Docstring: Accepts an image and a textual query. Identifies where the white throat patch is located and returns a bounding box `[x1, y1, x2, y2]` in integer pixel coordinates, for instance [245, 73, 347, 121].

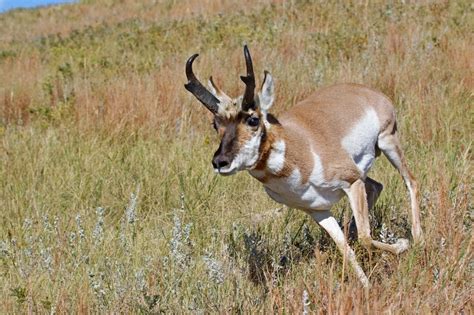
[266, 140, 286, 173]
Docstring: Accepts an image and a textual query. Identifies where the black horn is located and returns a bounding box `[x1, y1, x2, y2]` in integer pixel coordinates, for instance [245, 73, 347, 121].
[184, 54, 220, 114]
[240, 45, 256, 111]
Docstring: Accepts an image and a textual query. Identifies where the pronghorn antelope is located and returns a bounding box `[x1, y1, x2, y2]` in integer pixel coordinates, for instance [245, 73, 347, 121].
[184, 45, 423, 287]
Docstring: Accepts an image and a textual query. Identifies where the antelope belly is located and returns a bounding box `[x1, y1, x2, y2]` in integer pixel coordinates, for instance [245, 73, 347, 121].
[263, 169, 344, 210]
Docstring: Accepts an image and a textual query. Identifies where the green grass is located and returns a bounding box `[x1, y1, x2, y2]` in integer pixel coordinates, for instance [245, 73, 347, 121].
[0, 0, 472, 313]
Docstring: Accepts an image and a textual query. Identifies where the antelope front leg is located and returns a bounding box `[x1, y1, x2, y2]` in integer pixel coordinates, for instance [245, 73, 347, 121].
[310, 210, 369, 288]
[345, 179, 409, 254]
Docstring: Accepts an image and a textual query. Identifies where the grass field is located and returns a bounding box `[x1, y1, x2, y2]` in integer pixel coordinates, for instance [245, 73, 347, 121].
[0, 0, 472, 313]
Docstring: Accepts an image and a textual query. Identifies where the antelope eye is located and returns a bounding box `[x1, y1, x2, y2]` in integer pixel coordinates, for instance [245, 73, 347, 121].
[247, 117, 260, 127]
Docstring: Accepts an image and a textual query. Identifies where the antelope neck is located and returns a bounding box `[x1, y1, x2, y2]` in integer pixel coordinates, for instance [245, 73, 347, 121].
[253, 124, 283, 175]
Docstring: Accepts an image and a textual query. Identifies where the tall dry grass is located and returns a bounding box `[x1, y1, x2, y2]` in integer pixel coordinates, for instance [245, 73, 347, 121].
[0, 0, 472, 313]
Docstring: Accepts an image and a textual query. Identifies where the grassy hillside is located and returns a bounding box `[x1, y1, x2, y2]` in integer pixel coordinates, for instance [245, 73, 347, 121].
[0, 0, 472, 313]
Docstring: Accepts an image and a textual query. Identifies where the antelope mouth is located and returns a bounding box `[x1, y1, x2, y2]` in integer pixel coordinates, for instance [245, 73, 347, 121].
[214, 166, 238, 176]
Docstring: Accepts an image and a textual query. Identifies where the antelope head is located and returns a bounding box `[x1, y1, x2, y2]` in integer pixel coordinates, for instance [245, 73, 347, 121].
[184, 45, 276, 176]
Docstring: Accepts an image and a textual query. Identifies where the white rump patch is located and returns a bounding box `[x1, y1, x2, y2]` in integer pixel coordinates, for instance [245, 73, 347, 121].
[341, 109, 380, 176]
[266, 140, 286, 173]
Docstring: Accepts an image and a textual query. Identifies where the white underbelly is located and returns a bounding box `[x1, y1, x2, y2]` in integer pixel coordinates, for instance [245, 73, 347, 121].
[263, 173, 345, 211]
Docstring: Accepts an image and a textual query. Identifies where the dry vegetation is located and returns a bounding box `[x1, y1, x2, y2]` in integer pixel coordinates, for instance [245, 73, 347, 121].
[0, 0, 472, 313]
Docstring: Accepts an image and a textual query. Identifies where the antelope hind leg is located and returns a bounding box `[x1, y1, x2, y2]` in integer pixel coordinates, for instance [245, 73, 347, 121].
[345, 179, 409, 255]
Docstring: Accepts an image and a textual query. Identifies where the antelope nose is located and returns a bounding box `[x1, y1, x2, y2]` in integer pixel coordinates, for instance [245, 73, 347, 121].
[212, 156, 230, 169]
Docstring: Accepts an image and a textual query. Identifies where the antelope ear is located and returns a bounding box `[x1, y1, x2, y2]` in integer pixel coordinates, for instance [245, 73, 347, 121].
[207, 76, 232, 104]
[207, 76, 219, 96]
[258, 71, 274, 113]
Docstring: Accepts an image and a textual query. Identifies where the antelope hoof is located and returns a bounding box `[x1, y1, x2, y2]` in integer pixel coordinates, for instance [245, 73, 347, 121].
[394, 238, 409, 254]
[412, 229, 425, 246]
